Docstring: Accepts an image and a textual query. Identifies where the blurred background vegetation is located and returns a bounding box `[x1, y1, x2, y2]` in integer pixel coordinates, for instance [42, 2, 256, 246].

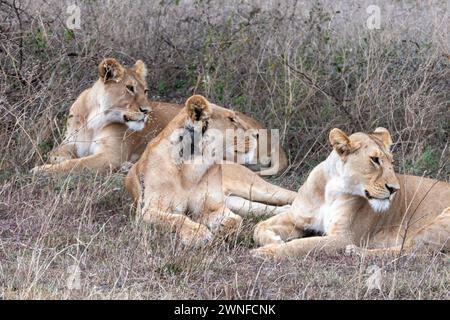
[1, 0, 449, 186]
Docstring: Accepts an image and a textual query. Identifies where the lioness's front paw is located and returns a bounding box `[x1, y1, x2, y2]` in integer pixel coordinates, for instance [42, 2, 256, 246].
[179, 223, 213, 248]
[30, 164, 52, 175]
[219, 214, 243, 235]
[250, 243, 281, 259]
[344, 244, 361, 256]
[49, 155, 69, 164]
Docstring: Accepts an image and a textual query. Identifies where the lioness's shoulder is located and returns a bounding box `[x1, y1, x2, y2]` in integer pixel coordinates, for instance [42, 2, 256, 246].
[69, 88, 92, 114]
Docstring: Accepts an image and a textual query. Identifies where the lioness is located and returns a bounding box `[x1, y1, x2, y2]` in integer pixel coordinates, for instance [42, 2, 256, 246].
[253, 128, 450, 257]
[31, 59, 288, 175]
[125, 95, 274, 245]
[32, 58, 296, 214]
[31, 58, 151, 173]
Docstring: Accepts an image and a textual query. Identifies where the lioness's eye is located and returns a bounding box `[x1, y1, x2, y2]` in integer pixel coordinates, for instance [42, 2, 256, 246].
[370, 156, 380, 165]
[126, 85, 135, 93]
[144, 89, 149, 96]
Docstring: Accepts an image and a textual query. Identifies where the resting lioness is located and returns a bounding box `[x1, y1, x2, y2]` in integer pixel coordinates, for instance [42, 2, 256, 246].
[125, 95, 278, 246]
[253, 128, 450, 257]
[31, 58, 296, 214]
[31, 58, 288, 175]
[31, 58, 151, 173]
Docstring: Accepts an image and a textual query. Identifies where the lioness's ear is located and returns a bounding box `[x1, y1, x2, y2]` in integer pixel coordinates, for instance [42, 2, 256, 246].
[329, 128, 352, 157]
[98, 58, 125, 83]
[186, 95, 211, 122]
[133, 60, 147, 82]
[373, 127, 393, 149]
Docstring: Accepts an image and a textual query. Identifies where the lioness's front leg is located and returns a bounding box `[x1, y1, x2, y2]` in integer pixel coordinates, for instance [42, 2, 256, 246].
[200, 205, 243, 236]
[252, 235, 351, 258]
[253, 211, 307, 246]
[142, 206, 213, 247]
[48, 142, 77, 164]
[31, 152, 121, 174]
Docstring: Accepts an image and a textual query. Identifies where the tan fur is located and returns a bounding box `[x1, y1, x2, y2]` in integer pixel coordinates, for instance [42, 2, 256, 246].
[124, 95, 271, 246]
[32, 59, 288, 175]
[31, 58, 151, 173]
[253, 128, 450, 258]
[32, 59, 296, 214]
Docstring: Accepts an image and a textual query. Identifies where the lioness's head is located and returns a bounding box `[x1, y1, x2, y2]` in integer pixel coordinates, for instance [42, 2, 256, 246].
[198, 104, 272, 168]
[170, 95, 258, 166]
[226, 128, 260, 165]
[329, 127, 400, 213]
[93, 58, 150, 131]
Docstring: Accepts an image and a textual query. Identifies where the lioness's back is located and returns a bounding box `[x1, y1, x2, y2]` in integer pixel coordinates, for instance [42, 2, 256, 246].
[394, 174, 450, 220]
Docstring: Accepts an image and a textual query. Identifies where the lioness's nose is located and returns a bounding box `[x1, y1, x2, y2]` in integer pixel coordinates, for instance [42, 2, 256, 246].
[139, 106, 150, 114]
[385, 184, 399, 195]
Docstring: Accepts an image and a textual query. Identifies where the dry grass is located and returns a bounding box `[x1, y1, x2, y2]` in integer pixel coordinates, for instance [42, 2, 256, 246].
[1, 173, 449, 299]
[0, 0, 449, 299]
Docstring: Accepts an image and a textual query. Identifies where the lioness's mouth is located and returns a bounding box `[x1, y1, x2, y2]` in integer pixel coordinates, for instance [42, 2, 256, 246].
[364, 190, 389, 200]
[123, 115, 144, 122]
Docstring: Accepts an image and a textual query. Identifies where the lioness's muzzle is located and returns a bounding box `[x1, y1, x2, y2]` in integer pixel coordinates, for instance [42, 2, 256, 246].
[123, 113, 146, 122]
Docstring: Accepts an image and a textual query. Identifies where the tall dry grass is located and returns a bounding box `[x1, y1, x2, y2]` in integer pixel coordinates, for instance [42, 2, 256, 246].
[0, 0, 449, 299]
